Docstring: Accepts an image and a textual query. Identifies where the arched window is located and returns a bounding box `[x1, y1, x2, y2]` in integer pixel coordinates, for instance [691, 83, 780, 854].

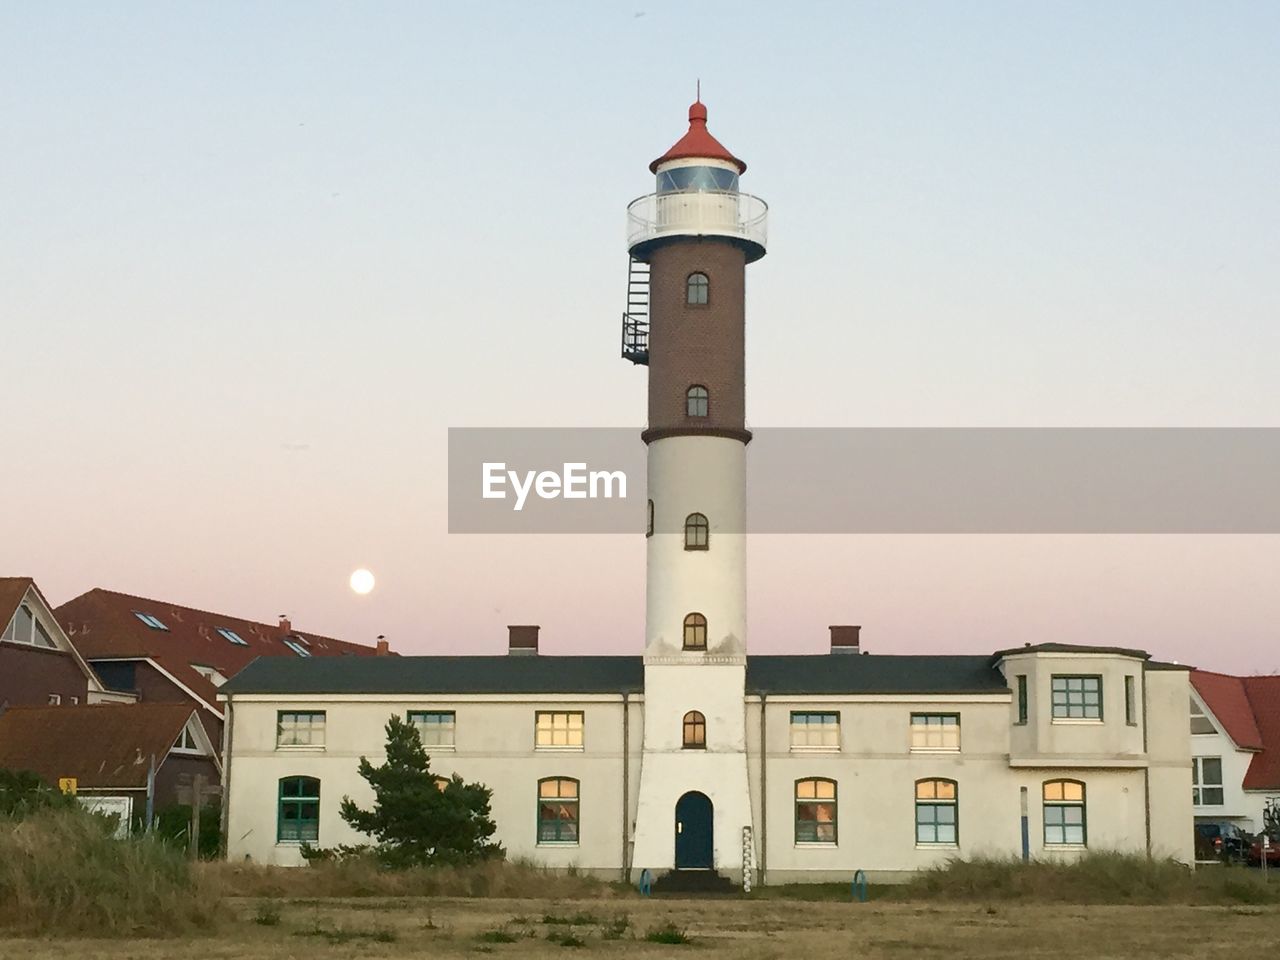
[646, 499, 654, 537]
[537, 777, 580, 844]
[915, 779, 958, 845]
[686, 385, 709, 417]
[686, 272, 709, 305]
[795, 778, 837, 844]
[684, 512, 709, 550]
[1043, 779, 1086, 846]
[683, 613, 707, 651]
[278, 776, 320, 843]
[682, 711, 706, 749]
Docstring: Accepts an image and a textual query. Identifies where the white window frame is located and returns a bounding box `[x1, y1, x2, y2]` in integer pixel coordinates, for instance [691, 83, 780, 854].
[909, 713, 961, 752]
[276, 710, 327, 749]
[408, 710, 457, 750]
[1192, 756, 1224, 806]
[133, 612, 168, 631]
[534, 711, 584, 751]
[789, 712, 841, 752]
[3, 603, 58, 649]
[216, 627, 249, 646]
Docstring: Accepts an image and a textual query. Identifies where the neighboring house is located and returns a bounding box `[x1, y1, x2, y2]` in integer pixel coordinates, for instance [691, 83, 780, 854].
[1189, 670, 1280, 834]
[0, 702, 220, 824]
[0, 577, 131, 709]
[55, 588, 387, 750]
[219, 628, 1194, 880]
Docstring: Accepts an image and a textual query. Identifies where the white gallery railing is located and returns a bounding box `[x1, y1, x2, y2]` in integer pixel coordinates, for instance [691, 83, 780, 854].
[626, 190, 768, 253]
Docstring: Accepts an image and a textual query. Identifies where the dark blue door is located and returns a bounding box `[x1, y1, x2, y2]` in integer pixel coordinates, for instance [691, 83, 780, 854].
[674, 791, 713, 869]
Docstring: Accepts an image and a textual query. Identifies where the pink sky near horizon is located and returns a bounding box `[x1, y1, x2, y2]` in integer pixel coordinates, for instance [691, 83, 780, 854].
[2, 3, 1277, 675]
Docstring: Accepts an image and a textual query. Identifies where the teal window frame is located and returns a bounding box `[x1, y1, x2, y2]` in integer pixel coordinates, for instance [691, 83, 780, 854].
[537, 777, 580, 844]
[277, 776, 320, 843]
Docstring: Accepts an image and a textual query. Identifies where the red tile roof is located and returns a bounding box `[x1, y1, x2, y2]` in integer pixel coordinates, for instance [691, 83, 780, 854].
[0, 578, 35, 625]
[650, 100, 746, 174]
[1241, 676, 1280, 791]
[55, 588, 384, 717]
[1192, 670, 1263, 750]
[0, 702, 196, 789]
[1192, 669, 1280, 790]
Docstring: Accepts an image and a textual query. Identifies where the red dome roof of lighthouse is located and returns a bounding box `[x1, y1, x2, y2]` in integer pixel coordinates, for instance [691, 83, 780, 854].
[649, 99, 747, 174]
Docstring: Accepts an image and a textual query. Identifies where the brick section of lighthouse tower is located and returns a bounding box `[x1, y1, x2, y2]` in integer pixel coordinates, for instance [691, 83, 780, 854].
[642, 241, 749, 444]
[625, 98, 766, 886]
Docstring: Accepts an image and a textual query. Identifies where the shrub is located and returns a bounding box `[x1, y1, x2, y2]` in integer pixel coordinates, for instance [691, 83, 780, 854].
[0, 768, 73, 819]
[0, 805, 221, 936]
[253, 901, 281, 926]
[148, 801, 222, 860]
[645, 921, 692, 944]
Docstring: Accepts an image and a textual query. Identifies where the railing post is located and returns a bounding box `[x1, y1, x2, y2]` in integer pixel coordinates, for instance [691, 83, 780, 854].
[851, 869, 868, 903]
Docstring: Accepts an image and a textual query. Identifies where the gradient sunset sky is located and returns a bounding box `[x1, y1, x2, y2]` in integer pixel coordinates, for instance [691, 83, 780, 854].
[2, 2, 1277, 671]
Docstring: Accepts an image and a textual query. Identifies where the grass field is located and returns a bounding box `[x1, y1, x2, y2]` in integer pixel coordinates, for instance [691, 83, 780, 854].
[3, 895, 1279, 959]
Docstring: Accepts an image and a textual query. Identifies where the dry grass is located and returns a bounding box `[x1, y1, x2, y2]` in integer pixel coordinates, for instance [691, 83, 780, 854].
[0, 807, 222, 936]
[2, 896, 1280, 958]
[896, 852, 1280, 905]
[203, 856, 624, 900]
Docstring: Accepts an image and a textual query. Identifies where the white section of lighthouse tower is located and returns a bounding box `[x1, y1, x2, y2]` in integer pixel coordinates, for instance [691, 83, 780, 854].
[623, 100, 767, 883]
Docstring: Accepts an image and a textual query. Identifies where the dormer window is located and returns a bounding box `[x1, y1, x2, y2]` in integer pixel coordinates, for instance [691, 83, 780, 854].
[686, 272, 709, 305]
[217, 627, 248, 646]
[3, 604, 58, 649]
[134, 612, 168, 631]
[172, 724, 202, 754]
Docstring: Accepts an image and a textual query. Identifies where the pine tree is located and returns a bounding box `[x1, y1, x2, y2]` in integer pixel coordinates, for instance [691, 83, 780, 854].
[339, 715, 503, 866]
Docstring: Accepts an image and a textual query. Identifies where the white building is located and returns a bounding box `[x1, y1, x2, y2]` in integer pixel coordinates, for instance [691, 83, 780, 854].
[219, 99, 1194, 881]
[1189, 670, 1280, 835]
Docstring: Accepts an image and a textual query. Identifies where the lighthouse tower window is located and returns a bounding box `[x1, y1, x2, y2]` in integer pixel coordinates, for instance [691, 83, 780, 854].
[686, 272, 709, 305]
[682, 711, 706, 749]
[684, 513, 709, 550]
[646, 499, 654, 537]
[683, 613, 707, 651]
[686, 385, 709, 417]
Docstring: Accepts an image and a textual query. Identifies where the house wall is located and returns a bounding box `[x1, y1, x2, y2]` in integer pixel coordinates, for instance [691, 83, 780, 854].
[1189, 687, 1266, 833]
[0, 644, 90, 707]
[224, 663, 1195, 878]
[155, 753, 223, 809]
[225, 695, 636, 869]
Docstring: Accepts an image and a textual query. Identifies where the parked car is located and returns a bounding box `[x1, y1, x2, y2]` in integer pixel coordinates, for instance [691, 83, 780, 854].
[1195, 822, 1251, 863]
[1248, 833, 1280, 867]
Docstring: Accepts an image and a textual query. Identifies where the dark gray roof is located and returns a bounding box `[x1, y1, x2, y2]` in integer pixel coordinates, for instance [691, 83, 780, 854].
[221, 653, 1008, 697]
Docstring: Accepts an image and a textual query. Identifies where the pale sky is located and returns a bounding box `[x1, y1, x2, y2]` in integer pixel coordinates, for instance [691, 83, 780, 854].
[2, 2, 1277, 671]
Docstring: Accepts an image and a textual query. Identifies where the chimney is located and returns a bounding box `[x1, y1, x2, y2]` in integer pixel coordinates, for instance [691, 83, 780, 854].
[508, 625, 540, 656]
[278, 615, 291, 633]
[830, 625, 861, 655]
[375, 635, 390, 657]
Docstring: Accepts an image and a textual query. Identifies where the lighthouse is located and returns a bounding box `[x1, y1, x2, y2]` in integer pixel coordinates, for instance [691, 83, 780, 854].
[624, 98, 767, 883]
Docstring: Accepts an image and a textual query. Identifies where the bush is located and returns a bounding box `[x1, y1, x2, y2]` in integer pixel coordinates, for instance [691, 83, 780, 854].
[148, 801, 222, 860]
[645, 921, 692, 944]
[0, 805, 221, 936]
[0, 768, 73, 819]
[898, 851, 1280, 905]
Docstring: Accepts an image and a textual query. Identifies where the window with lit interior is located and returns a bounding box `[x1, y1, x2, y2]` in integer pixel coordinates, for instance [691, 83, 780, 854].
[795, 778, 837, 844]
[910, 714, 960, 751]
[790, 712, 840, 750]
[537, 778, 579, 844]
[1043, 780, 1086, 845]
[682, 711, 706, 749]
[916, 779, 958, 845]
[535, 711, 584, 749]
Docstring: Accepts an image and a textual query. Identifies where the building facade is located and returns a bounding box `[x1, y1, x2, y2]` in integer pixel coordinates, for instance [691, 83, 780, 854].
[1188, 670, 1280, 835]
[219, 100, 1194, 880]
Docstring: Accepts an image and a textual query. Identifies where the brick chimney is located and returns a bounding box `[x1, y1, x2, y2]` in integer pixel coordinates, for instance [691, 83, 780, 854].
[278, 615, 291, 633]
[508, 625, 540, 656]
[376, 636, 390, 656]
[830, 625, 861, 655]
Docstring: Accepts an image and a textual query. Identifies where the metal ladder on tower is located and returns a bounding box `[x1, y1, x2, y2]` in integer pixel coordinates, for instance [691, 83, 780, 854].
[621, 257, 650, 365]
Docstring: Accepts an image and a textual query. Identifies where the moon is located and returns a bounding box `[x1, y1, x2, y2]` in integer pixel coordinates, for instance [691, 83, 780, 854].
[349, 569, 375, 595]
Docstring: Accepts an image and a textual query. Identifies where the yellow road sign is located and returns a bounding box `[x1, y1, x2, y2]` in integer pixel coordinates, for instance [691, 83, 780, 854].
[58, 777, 77, 795]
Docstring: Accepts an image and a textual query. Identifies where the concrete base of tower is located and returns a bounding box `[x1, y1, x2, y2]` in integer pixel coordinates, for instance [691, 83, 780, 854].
[628, 749, 756, 885]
